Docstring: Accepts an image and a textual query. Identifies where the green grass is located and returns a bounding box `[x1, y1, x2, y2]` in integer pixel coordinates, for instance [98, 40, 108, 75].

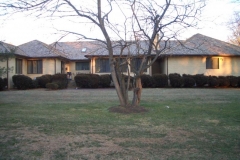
[0, 88, 240, 159]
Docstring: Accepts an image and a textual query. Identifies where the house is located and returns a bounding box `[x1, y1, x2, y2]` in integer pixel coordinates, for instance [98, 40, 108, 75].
[1, 34, 240, 89]
[154, 34, 240, 76]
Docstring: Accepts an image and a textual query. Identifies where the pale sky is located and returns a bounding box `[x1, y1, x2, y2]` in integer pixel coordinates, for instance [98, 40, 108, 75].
[0, 0, 239, 46]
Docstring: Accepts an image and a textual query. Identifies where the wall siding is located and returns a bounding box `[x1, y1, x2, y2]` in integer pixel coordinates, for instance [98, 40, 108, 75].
[168, 56, 240, 76]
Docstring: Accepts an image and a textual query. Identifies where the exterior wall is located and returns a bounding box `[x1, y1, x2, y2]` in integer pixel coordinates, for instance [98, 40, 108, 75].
[25, 58, 58, 79]
[0, 57, 16, 89]
[2, 58, 65, 89]
[68, 61, 91, 79]
[91, 57, 151, 76]
[167, 56, 240, 76]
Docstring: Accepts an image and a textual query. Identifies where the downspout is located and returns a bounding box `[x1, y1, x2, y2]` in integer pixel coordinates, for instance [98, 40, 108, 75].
[55, 58, 56, 74]
[7, 57, 9, 89]
[167, 56, 169, 87]
[91, 58, 93, 74]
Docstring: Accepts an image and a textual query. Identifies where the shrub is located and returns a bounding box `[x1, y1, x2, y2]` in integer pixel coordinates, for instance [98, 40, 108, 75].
[37, 74, 52, 88]
[12, 75, 33, 90]
[169, 73, 183, 88]
[152, 74, 168, 88]
[238, 76, 240, 87]
[46, 83, 59, 90]
[140, 74, 154, 88]
[99, 74, 111, 88]
[208, 76, 219, 87]
[218, 76, 230, 87]
[0, 78, 5, 90]
[182, 74, 196, 88]
[52, 74, 68, 89]
[75, 74, 100, 88]
[193, 74, 208, 87]
[228, 76, 238, 87]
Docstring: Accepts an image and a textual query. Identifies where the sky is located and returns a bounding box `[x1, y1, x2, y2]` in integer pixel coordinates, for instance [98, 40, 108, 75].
[0, 0, 239, 46]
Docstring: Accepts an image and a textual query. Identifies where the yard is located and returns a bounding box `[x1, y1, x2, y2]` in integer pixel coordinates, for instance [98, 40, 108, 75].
[0, 88, 240, 160]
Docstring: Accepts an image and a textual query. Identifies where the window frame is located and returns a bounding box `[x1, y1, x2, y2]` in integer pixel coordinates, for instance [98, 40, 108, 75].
[27, 60, 43, 74]
[75, 61, 90, 71]
[95, 58, 110, 73]
[131, 58, 147, 72]
[15, 58, 23, 74]
[206, 57, 219, 69]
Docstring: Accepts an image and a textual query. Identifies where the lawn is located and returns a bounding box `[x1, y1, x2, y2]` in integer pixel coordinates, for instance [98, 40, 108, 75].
[0, 88, 240, 160]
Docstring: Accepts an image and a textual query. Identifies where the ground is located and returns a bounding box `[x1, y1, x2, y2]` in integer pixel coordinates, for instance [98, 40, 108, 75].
[0, 88, 240, 159]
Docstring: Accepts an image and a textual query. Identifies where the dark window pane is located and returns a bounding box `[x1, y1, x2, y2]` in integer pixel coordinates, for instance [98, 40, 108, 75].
[27, 60, 42, 74]
[76, 62, 89, 70]
[16, 59, 22, 74]
[206, 58, 219, 69]
[131, 58, 147, 72]
[96, 59, 110, 73]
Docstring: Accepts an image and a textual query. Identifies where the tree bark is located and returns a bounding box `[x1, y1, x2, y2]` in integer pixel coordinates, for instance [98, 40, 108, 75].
[131, 76, 142, 107]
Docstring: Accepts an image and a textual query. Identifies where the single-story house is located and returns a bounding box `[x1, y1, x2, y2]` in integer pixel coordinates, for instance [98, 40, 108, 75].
[1, 33, 240, 89]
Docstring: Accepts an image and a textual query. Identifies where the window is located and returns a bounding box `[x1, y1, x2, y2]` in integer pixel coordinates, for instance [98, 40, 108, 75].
[206, 57, 219, 69]
[131, 58, 147, 72]
[16, 59, 22, 74]
[76, 62, 89, 70]
[27, 60, 42, 74]
[95, 58, 110, 73]
[116, 58, 128, 72]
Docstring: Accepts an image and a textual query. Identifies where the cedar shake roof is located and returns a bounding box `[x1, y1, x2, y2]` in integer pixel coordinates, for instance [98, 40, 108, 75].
[163, 34, 240, 56]
[18, 40, 68, 58]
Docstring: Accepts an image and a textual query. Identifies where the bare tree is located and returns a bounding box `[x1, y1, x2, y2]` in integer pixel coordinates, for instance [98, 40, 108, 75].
[228, 12, 240, 46]
[0, 0, 205, 109]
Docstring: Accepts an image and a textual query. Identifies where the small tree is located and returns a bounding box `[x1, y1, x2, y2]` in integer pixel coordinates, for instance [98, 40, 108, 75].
[228, 12, 240, 46]
[0, 0, 205, 109]
[0, 42, 15, 77]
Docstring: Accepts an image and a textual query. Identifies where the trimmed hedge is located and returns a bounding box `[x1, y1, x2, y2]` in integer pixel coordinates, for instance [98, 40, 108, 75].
[46, 83, 59, 90]
[52, 74, 68, 89]
[12, 75, 33, 90]
[193, 74, 208, 87]
[75, 74, 100, 88]
[36, 74, 52, 88]
[182, 74, 196, 88]
[218, 76, 230, 87]
[169, 73, 183, 88]
[228, 76, 238, 87]
[140, 74, 154, 88]
[208, 76, 219, 88]
[0, 77, 6, 90]
[99, 74, 111, 88]
[152, 74, 168, 88]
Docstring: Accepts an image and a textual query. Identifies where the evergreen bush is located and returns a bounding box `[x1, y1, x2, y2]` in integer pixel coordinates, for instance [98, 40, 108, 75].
[46, 83, 59, 90]
[0, 78, 5, 90]
[228, 76, 238, 87]
[169, 73, 183, 88]
[12, 75, 33, 90]
[99, 74, 111, 88]
[152, 74, 168, 87]
[37, 74, 52, 88]
[218, 76, 230, 87]
[182, 74, 196, 88]
[75, 74, 100, 88]
[193, 74, 208, 87]
[52, 74, 68, 89]
[208, 76, 219, 87]
[140, 74, 154, 88]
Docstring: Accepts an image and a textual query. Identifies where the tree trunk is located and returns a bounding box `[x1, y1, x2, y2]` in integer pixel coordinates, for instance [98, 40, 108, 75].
[131, 76, 142, 107]
[110, 60, 127, 107]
